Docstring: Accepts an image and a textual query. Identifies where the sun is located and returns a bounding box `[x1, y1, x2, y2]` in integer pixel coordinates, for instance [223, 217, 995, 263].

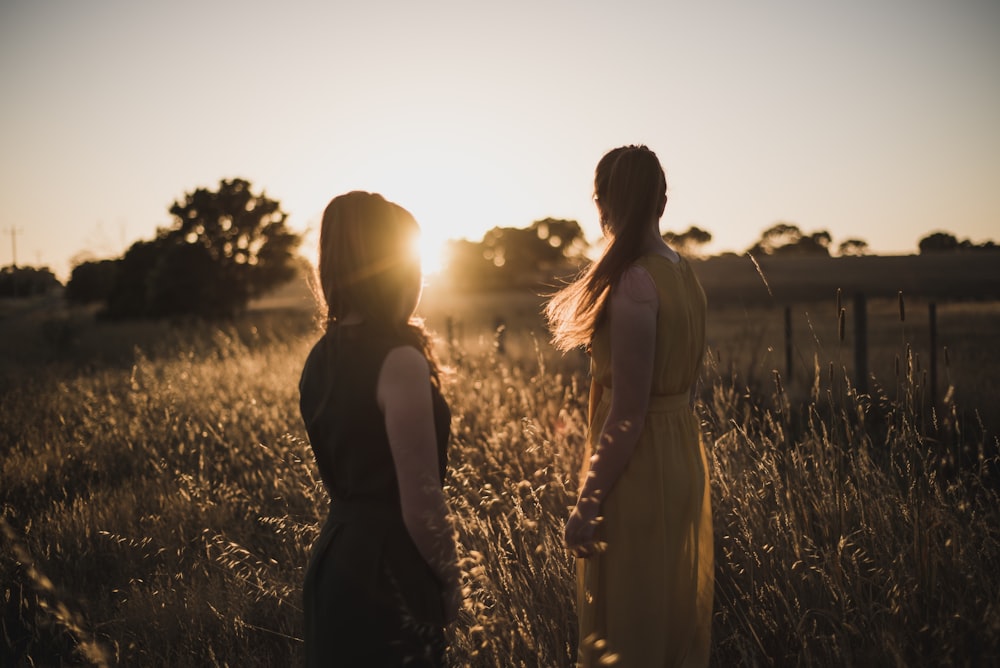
[418, 229, 449, 278]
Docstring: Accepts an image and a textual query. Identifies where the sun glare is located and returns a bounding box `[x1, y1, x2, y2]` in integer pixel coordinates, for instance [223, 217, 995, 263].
[418, 231, 448, 278]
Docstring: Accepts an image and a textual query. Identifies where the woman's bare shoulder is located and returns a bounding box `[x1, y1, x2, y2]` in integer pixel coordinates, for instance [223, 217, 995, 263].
[381, 345, 430, 378]
[613, 264, 657, 306]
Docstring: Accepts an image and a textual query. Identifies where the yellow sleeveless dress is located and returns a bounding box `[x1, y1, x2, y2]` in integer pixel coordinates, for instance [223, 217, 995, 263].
[577, 254, 713, 667]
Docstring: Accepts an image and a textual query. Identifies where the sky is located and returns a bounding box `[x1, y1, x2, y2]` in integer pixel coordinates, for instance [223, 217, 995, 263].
[2, 0, 998, 280]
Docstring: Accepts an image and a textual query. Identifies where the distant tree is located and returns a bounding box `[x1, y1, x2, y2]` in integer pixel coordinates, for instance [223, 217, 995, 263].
[748, 223, 831, 256]
[102, 178, 301, 318]
[146, 242, 232, 317]
[166, 178, 300, 303]
[485, 220, 584, 277]
[481, 226, 547, 275]
[65, 259, 119, 304]
[104, 238, 167, 318]
[782, 230, 832, 256]
[531, 218, 589, 260]
[747, 222, 802, 255]
[440, 218, 586, 289]
[957, 238, 1000, 252]
[0, 265, 61, 297]
[663, 226, 713, 256]
[918, 231, 959, 254]
[837, 239, 869, 257]
[918, 231, 999, 254]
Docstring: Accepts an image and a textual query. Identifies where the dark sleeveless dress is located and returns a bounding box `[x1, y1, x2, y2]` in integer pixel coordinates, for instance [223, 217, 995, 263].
[299, 324, 451, 667]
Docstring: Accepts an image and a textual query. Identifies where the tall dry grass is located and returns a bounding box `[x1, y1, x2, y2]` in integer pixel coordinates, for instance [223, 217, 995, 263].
[1, 300, 998, 666]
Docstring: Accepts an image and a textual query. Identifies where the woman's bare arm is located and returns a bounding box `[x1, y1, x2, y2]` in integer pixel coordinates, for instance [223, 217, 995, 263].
[565, 265, 658, 556]
[378, 345, 461, 620]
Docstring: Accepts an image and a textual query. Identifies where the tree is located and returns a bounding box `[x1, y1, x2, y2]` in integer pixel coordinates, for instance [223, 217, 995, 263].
[750, 222, 802, 255]
[663, 226, 712, 256]
[918, 231, 959, 254]
[0, 265, 61, 297]
[101, 178, 301, 318]
[165, 178, 300, 302]
[748, 223, 831, 256]
[837, 239, 869, 257]
[784, 230, 832, 256]
[146, 242, 231, 317]
[103, 238, 167, 318]
[918, 231, 999, 254]
[441, 218, 587, 289]
[484, 220, 584, 276]
[531, 218, 589, 260]
[481, 226, 548, 275]
[65, 259, 119, 304]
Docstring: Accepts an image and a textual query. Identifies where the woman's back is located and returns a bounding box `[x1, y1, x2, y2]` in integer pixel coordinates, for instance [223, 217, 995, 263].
[299, 324, 452, 666]
[590, 254, 706, 397]
[579, 252, 713, 667]
[299, 325, 450, 501]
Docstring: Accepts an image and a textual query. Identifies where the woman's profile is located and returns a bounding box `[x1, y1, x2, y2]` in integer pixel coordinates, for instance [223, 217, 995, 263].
[546, 145, 714, 666]
[298, 191, 460, 666]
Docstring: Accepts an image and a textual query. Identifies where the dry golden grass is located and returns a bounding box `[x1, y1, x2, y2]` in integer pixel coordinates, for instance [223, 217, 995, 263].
[1, 296, 998, 666]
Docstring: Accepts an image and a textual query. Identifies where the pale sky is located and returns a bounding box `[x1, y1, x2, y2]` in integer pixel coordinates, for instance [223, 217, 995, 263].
[2, 0, 998, 279]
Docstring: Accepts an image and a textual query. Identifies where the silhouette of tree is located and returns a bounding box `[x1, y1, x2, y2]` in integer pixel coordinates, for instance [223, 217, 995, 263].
[837, 239, 869, 256]
[748, 223, 831, 256]
[663, 226, 712, 256]
[101, 178, 301, 318]
[166, 178, 299, 302]
[750, 222, 802, 255]
[532, 218, 589, 260]
[103, 238, 166, 318]
[918, 230, 999, 253]
[65, 259, 118, 304]
[0, 265, 61, 298]
[440, 218, 587, 289]
[481, 226, 547, 278]
[786, 230, 832, 256]
[918, 231, 960, 254]
[146, 242, 232, 317]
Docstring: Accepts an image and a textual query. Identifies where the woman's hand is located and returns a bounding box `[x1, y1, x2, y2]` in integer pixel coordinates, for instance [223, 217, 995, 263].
[564, 498, 601, 558]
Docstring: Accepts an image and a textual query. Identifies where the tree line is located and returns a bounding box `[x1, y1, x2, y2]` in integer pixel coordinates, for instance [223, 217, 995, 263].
[3, 181, 996, 310]
[64, 179, 301, 318]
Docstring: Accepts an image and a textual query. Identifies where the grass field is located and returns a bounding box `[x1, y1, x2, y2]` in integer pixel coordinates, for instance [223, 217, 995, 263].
[2, 276, 999, 666]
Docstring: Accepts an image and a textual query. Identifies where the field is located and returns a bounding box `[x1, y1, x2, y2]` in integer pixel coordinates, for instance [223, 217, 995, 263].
[2, 262, 999, 666]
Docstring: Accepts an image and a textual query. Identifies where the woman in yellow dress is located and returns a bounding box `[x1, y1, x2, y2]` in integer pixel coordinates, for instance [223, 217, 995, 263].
[546, 145, 713, 667]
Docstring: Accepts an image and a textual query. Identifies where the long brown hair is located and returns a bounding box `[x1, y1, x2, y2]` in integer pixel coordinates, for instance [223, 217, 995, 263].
[546, 145, 667, 351]
[317, 191, 440, 381]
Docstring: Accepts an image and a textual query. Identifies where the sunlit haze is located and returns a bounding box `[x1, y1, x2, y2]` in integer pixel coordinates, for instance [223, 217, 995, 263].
[2, 0, 998, 280]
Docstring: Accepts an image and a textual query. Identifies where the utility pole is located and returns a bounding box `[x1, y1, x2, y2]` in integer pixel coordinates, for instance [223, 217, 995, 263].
[4, 226, 24, 267]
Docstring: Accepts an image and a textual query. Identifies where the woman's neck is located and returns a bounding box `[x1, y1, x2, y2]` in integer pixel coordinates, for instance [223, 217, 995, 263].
[638, 226, 680, 262]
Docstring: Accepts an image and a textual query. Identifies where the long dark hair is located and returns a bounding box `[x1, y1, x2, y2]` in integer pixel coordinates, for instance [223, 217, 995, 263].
[546, 145, 667, 351]
[317, 191, 441, 382]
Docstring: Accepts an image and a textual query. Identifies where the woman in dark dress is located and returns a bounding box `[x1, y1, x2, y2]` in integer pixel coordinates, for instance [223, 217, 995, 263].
[299, 191, 461, 666]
